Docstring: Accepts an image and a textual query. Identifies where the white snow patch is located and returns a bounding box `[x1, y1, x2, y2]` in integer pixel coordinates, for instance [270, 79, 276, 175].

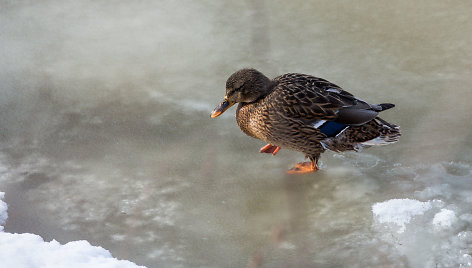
[0, 192, 7, 232]
[432, 209, 457, 229]
[0, 192, 145, 268]
[0, 233, 145, 268]
[372, 198, 432, 233]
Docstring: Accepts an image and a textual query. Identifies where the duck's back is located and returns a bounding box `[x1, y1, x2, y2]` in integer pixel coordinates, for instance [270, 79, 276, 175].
[270, 73, 370, 122]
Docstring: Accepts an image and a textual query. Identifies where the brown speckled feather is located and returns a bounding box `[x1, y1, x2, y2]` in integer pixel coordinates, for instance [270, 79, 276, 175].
[272, 73, 361, 121]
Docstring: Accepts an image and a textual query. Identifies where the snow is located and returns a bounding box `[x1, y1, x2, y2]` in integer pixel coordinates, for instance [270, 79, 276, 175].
[432, 209, 457, 229]
[0, 192, 7, 232]
[372, 198, 432, 233]
[0, 192, 145, 268]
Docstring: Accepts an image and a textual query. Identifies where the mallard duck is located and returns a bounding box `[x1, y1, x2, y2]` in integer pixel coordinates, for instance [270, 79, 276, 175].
[211, 68, 401, 174]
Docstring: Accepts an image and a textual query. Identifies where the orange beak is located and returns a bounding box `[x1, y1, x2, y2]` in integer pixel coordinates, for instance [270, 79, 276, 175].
[210, 99, 235, 118]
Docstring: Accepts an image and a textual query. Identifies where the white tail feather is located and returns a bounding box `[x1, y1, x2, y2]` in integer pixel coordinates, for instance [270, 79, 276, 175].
[361, 125, 400, 146]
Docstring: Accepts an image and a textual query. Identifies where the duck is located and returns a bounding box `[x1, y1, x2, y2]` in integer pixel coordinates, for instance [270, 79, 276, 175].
[211, 68, 401, 174]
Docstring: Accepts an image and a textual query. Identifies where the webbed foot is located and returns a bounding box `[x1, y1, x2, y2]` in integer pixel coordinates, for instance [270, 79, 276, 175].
[286, 161, 318, 174]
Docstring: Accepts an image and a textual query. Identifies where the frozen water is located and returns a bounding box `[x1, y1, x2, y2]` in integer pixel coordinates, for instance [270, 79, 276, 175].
[0, 193, 144, 268]
[1, 0, 472, 267]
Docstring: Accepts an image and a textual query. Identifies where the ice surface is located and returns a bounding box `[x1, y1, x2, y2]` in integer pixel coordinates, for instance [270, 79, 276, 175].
[1, 1, 472, 267]
[0, 192, 145, 268]
[372, 198, 432, 233]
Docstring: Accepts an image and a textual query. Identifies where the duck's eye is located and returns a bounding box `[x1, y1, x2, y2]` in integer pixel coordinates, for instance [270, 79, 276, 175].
[235, 83, 244, 91]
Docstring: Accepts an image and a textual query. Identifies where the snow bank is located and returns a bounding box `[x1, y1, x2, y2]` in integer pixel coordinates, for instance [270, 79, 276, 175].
[372, 198, 432, 233]
[0, 192, 145, 268]
[0, 233, 144, 268]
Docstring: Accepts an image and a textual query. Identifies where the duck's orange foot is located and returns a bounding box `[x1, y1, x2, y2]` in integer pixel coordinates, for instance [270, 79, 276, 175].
[286, 162, 318, 174]
[260, 144, 281, 156]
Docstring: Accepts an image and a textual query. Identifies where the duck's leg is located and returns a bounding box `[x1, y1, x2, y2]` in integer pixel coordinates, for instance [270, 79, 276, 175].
[260, 144, 281, 156]
[286, 161, 319, 174]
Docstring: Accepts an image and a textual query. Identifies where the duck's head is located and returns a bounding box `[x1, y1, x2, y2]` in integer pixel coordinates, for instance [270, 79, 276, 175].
[211, 68, 272, 118]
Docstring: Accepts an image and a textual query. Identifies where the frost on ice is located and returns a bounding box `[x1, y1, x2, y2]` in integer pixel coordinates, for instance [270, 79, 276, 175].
[0, 192, 145, 268]
[372, 198, 432, 233]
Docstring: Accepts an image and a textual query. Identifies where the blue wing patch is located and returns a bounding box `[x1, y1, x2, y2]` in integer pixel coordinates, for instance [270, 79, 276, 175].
[318, 121, 348, 137]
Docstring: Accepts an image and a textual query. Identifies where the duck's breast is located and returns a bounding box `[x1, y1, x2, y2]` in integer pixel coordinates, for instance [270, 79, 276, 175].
[236, 102, 270, 141]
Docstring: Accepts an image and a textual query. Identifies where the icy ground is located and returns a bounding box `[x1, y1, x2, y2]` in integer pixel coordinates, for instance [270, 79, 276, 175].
[1, 0, 472, 267]
[0, 192, 145, 268]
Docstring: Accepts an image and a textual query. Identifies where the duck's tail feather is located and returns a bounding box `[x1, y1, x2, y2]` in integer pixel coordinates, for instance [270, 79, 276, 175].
[320, 117, 401, 152]
[359, 118, 401, 147]
[378, 103, 395, 111]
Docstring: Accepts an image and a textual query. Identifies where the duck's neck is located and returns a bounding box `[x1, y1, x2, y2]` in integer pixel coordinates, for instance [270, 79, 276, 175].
[263, 79, 278, 96]
[249, 79, 278, 104]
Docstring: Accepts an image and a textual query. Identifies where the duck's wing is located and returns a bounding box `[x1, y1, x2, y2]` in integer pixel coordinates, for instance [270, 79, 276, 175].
[273, 73, 385, 126]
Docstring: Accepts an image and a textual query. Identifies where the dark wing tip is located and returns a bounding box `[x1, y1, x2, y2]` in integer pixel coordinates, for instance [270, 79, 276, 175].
[379, 103, 395, 111]
[335, 108, 379, 126]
